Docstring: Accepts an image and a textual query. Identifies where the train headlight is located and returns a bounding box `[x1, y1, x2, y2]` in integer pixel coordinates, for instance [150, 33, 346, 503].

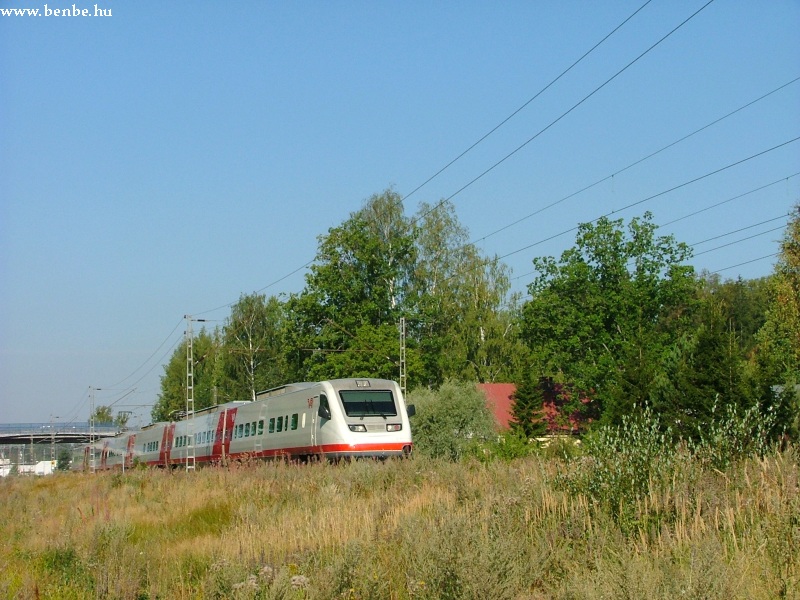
[386, 424, 402, 432]
[348, 424, 367, 432]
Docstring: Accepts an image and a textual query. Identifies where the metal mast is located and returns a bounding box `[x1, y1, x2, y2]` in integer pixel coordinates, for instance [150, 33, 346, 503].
[399, 317, 407, 398]
[89, 387, 96, 474]
[185, 315, 196, 472]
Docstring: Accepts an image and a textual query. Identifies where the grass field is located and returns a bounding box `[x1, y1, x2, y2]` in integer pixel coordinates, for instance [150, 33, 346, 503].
[1, 447, 798, 599]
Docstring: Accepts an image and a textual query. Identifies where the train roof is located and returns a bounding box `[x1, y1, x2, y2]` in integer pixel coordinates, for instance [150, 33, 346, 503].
[255, 382, 316, 399]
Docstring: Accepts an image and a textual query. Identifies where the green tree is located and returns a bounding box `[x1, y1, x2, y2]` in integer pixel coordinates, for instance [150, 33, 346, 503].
[285, 190, 416, 382]
[91, 405, 114, 424]
[284, 190, 523, 387]
[409, 200, 524, 384]
[520, 212, 698, 425]
[510, 371, 547, 439]
[56, 448, 71, 471]
[651, 296, 752, 439]
[152, 328, 219, 422]
[754, 203, 800, 439]
[216, 293, 288, 401]
[698, 273, 771, 355]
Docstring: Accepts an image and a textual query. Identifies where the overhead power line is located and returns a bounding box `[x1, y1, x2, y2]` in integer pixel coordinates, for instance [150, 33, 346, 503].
[510, 166, 800, 283]
[472, 77, 800, 245]
[100, 318, 184, 389]
[689, 215, 789, 247]
[410, 0, 717, 229]
[401, 0, 655, 204]
[662, 172, 800, 228]
[693, 225, 787, 258]
[198, 0, 715, 319]
[502, 135, 800, 264]
[192, 0, 661, 315]
[713, 253, 778, 275]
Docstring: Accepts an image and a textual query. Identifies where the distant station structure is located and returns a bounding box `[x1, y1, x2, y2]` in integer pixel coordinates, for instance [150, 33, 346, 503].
[0, 422, 119, 445]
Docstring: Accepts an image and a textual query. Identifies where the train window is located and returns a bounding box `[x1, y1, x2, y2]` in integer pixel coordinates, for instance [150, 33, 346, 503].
[291, 414, 298, 430]
[237, 424, 244, 439]
[251, 421, 256, 437]
[245, 422, 251, 437]
[276, 416, 283, 433]
[269, 418, 275, 434]
[257, 419, 264, 435]
[319, 394, 330, 419]
[339, 390, 397, 417]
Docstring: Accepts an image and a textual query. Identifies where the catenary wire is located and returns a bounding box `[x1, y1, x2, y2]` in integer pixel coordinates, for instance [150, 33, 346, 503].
[471, 77, 800, 245]
[500, 135, 800, 264]
[510, 166, 800, 283]
[191, 0, 676, 314]
[401, 0, 655, 204]
[407, 0, 717, 230]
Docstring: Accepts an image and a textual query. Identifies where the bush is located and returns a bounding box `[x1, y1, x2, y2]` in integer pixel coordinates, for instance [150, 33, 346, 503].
[408, 380, 497, 461]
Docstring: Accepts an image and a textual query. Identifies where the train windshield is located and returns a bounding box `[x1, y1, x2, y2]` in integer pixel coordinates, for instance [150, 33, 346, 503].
[338, 390, 398, 418]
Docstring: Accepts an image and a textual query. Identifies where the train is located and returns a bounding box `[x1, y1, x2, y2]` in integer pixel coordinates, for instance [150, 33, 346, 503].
[73, 378, 415, 471]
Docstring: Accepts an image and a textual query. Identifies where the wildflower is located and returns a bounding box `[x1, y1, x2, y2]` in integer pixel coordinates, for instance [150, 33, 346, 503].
[291, 574, 309, 589]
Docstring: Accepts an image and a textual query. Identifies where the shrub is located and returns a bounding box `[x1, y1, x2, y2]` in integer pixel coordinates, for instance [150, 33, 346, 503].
[408, 380, 497, 461]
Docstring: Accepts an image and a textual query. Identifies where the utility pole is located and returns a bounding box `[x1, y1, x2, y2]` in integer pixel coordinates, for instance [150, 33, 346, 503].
[50, 414, 60, 466]
[399, 317, 407, 398]
[185, 315, 206, 472]
[89, 387, 98, 474]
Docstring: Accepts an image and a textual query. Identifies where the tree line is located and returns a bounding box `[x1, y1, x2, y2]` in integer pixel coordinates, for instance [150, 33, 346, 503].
[145, 190, 799, 442]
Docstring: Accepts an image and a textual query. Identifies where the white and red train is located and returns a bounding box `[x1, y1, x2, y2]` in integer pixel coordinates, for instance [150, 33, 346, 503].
[75, 378, 415, 470]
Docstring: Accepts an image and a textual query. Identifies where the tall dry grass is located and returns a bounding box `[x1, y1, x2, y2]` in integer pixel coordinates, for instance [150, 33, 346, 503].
[0, 449, 797, 599]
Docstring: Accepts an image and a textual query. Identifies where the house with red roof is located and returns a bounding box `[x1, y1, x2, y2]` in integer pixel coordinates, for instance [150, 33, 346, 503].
[477, 381, 593, 434]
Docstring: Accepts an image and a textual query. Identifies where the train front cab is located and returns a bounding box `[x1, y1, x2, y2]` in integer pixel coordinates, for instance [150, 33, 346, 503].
[314, 379, 415, 460]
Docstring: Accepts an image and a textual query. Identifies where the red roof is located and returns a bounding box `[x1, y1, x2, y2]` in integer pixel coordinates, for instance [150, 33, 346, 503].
[477, 383, 516, 430]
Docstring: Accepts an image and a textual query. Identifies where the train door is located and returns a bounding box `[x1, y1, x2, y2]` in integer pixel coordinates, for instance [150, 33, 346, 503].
[82, 446, 90, 471]
[310, 393, 330, 454]
[100, 442, 110, 469]
[159, 424, 175, 467]
[212, 408, 237, 463]
[125, 434, 136, 470]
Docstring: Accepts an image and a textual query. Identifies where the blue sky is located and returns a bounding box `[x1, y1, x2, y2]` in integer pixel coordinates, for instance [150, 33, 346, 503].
[1, 0, 798, 425]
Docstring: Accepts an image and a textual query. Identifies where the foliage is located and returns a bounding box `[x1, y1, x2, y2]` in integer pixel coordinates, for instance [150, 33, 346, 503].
[410, 200, 525, 385]
[699, 272, 771, 354]
[152, 327, 219, 422]
[407, 380, 497, 461]
[283, 191, 523, 387]
[478, 428, 535, 461]
[754, 203, 800, 439]
[521, 212, 702, 427]
[509, 370, 547, 438]
[216, 293, 288, 402]
[91, 405, 114, 424]
[56, 448, 72, 471]
[693, 396, 780, 469]
[568, 405, 679, 522]
[284, 190, 416, 383]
